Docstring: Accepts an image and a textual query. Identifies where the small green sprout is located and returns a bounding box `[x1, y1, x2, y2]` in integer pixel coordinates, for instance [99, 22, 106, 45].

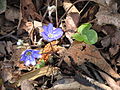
[72, 23, 98, 44]
[35, 59, 45, 69]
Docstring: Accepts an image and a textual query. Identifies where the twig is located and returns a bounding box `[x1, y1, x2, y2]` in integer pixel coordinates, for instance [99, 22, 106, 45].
[55, 0, 58, 27]
[0, 31, 18, 40]
[82, 74, 112, 90]
[41, 8, 48, 23]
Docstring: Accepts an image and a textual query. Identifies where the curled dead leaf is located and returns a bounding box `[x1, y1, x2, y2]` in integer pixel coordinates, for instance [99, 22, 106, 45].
[40, 41, 63, 61]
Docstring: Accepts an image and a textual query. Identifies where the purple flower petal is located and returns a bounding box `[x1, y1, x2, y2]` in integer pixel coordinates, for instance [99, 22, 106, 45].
[26, 55, 33, 61]
[41, 32, 49, 41]
[30, 60, 36, 66]
[47, 23, 53, 33]
[33, 50, 40, 54]
[52, 28, 63, 39]
[20, 56, 26, 61]
[32, 53, 41, 59]
[43, 25, 48, 34]
[25, 60, 30, 66]
[20, 49, 42, 66]
[47, 38, 55, 42]
[41, 23, 64, 42]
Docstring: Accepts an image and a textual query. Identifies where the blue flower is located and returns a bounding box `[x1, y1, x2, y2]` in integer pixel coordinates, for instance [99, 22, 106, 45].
[20, 49, 42, 66]
[41, 23, 63, 42]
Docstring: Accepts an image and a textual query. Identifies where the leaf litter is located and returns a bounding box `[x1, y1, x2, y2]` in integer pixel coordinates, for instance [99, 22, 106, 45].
[0, 0, 120, 90]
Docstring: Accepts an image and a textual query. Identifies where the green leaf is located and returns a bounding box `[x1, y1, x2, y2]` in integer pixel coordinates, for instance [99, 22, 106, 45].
[77, 23, 92, 34]
[35, 60, 45, 69]
[72, 33, 84, 42]
[0, 0, 6, 14]
[83, 29, 98, 44]
[73, 23, 98, 44]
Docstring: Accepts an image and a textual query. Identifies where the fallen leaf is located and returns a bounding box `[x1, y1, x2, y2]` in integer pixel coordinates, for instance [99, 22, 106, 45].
[50, 81, 96, 90]
[63, 0, 79, 14]
[21, 21, 34, 42]
[101, 36, 110, 48]
[14, 66, 58, 86]
[61, 41, 120, 79]
[65, 13, 79, 37]
[5, 6, 19, 22]
[0, 41, 6, 57]
[41, 41, 63, 61]
[99, 71, 120, 90]
[6, 41, 13, 55]
[63, 0, 80, 43]
[1, 68, 13, 82]
[21, 80, 34, 90]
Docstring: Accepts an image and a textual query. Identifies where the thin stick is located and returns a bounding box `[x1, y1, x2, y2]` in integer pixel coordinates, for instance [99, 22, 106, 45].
[0, 31, 18, 40]
[41, 9, 48, 23]
[55, 0, 58, 27]
[50, 42, 54, 52]
[41, 0, 50, 23]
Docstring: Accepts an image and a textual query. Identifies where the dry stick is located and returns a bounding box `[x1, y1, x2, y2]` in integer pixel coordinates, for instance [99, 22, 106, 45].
[50, 42, 54, 53]
[41, 0, 50, 23]
[41, 9, 48, 23]
[0, 31, 18, 40]
[82, 74, 112, 90]
[55, 0, 58, 28]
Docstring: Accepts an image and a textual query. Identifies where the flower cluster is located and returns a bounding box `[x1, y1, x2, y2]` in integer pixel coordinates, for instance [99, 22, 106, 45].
[20, 23, 63, 66]
[20, 49, 41, 66]
[41, 23, 63, 42]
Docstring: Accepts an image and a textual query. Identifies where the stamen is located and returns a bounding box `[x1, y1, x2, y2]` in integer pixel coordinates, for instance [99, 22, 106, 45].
[48, 33, 54, 38]
[26, 51, 32, 56]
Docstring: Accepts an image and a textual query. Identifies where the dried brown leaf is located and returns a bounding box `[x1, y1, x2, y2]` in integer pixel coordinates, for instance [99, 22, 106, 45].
[5, 6, 19, 22]
[0, 41, 6, 56]
[63, 0, 80, 43]
[41, 41, 63, 61]
[99, 71, 120, 90]
[21, 80, 34, 90]
[62, 41, 120, 79]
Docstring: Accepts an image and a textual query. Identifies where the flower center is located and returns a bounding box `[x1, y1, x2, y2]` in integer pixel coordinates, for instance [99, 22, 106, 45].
[48, 33, 54, 38]
[26, 51, 32, 56]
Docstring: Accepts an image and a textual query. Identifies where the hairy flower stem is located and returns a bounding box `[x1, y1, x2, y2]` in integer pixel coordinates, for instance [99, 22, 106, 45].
[50, 42, 54, 53]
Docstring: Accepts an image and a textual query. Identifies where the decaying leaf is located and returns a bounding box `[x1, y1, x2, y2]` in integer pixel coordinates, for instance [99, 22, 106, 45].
[21, 80, 34, 90]
[101, 30, 120, 57]
[1, 68, 13, 82]
[21, 21, 34, 42]
[63, 0, 80, 43]
[99, 71, 120, 90]
[5, 6, 19, 22]
[14, 66, 58, 86]
[63, 0, 79, 14]
[93, 0, 120, 28]
[0, 41, 6, 57]
[11, 45, 29, 70]
[65, 13, 79, 38]
[33, 20, 42, 29]
[19, 0, 47, 29]
[6, 41, 13, 55]
[50, 81, 96, 90]
[41, 41, 63, 61]
[61, 41, 120, 79]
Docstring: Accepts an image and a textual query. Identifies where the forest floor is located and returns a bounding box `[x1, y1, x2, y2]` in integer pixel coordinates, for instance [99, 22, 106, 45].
[0, 0, 120, 90]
